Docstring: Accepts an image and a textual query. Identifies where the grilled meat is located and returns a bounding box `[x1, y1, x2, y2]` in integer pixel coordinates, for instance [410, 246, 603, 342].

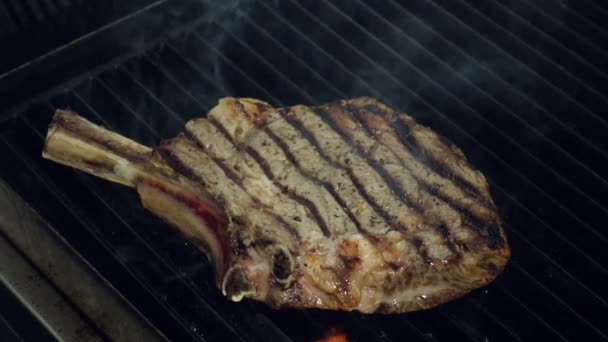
[42, 97, 510, 313]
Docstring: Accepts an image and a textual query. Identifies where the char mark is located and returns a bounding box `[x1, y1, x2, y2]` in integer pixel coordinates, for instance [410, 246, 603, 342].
[155, 143, 207, 187]
[318, 104, 459, 256]
[244, 145, 331, 238]
[411, 238, 432, 264]
[263, 124, 367, 234]
[413, 177, 503, 249]
[392, 117, 493, 208]
[359, 103, 504, 248]
[280, 107, 432, 262]
[392, 119, 504, 248]
[263, 121, 300, 168]
[178, 131, 244, 189]
[175, 129, 302, 242]
[364, 103, 491, 204]
[458, 208, 504, 249]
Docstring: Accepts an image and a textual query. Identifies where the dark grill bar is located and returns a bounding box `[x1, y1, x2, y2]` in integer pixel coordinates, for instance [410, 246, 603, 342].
[1, 0, 607, 341]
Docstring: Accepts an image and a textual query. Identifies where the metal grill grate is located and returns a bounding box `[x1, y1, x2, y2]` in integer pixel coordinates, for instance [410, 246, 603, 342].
[0, 0, 163, 77]
[0, 0, 66, 34]
[1, 1, 607, 341]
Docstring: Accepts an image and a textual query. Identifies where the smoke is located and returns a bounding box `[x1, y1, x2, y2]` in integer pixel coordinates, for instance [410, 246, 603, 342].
[83, 0, 567, 171]
[213, 0, 539, 127]
[101, 0, 557, 171]
[96, 0, 257, 135]
[194, 0, 256, 98]
[111, 0, 253, 52]
[85, 0, 566, 135]
[309, 0, 560, 151]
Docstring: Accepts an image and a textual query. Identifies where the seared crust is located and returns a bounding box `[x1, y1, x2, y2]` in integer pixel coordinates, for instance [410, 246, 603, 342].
[42, 98, 510, 314]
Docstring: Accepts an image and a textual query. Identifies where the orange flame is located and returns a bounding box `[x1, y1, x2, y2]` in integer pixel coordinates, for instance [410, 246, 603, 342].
[313, 328, 348, 342]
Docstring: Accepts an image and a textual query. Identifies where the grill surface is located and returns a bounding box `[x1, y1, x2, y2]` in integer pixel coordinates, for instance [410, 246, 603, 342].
[1, 1, 607, 341]
[0, 0, 159, 75]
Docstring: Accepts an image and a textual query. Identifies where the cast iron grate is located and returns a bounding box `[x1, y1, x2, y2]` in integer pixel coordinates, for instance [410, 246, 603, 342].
[0, 1, 607, 341]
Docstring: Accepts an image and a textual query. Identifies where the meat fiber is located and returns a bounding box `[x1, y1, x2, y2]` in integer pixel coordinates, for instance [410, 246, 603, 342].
[42, 97, 510, 313]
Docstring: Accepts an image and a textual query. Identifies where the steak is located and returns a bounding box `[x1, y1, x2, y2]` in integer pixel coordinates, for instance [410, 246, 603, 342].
[42, 97, 510, 313]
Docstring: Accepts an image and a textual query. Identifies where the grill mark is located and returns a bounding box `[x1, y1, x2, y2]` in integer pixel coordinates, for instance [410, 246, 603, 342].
[230, 100, 364, 236]
[394, 118, 489, 203]
[233, 100, 253, 122]
[364, 103, 492, 205]
[263, 125, 366, 234]
[155, 144, 218, 198]
[412, 179, 489, 243]
[318, 104, 459, 257]
[346, 107, 477, 241]
[400, 119, 494, 208]
[234, 99, 270, 127]
[279, 108, 431, 262]
[253, 101, 274, 116]
[207, 108, 333, 238]
[392, 118, 503, 247]
[356, 101, 504, 249]
[263, 125, 299, 167]
[459, 209, 504, 249]
[245, 144, 331, 238]
[416, 179, 500, 247]
[411, 238, 432, 264]
[166, 131, 301, 242]
[154, 146, 237, 229]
